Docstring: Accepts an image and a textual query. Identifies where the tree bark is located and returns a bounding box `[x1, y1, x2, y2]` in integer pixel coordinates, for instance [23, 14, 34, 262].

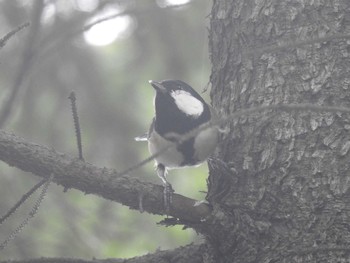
[2, 0, 350, 262]
[207, 0, 350, 262]
[0, 130, 210, 223]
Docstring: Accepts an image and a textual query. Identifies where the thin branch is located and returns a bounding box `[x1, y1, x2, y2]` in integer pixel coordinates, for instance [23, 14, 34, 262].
[74, 3, 195, 36]
[37, 9, 137, 62]
[82, 11, 129, 32]
[37, 2, 205, 62]
[0, 174, 53, 251]
[0, 22, 30, 49]
[0, 0, 44, 128]
[0, 178, 46, 226]
[68, 91, 84, 161]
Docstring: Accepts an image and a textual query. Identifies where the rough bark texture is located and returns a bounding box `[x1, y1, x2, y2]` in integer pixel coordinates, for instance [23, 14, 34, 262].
[0, 130, 210, 223]
[208, 0, 350, 262]
[3, 1, 350, 262]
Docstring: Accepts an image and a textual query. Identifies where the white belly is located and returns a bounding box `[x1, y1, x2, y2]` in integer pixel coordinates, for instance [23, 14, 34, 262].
[148, 126, 218, 168]
[148, 131, 184, 168]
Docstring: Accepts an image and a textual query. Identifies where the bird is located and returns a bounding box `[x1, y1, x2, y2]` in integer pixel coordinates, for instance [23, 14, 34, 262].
[136, 79, 219, 212]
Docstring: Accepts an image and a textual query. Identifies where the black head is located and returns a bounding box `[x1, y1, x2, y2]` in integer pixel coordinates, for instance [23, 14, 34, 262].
[149, 80, 206, 103]
[149, 79, 211, 136]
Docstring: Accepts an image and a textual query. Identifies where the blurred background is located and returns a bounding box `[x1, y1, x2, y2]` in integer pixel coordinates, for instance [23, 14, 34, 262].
[0, 0, 212, 260]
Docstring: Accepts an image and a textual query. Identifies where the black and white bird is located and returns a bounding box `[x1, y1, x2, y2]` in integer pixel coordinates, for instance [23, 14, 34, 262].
[136, 79, 219, 211]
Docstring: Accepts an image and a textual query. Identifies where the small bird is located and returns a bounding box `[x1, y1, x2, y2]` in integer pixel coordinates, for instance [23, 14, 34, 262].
[136, 79, 219, 212]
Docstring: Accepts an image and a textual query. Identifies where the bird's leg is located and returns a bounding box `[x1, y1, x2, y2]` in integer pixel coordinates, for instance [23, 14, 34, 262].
[156, 164, 174, 213]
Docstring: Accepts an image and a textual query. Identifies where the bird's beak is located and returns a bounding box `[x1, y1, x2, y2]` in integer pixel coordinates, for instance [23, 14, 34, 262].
[148, 80, 166, 93]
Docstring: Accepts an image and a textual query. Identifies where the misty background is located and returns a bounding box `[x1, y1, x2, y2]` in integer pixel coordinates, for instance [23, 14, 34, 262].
[0, 0, 212, 259]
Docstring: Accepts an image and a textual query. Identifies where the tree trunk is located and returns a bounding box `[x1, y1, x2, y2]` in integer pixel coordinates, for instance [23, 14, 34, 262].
[2, 1, 350, 262]
[206, 0, 350, 262]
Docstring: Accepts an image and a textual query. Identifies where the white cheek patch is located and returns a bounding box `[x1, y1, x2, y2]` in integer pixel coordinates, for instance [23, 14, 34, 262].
[171, 90, 204, 118]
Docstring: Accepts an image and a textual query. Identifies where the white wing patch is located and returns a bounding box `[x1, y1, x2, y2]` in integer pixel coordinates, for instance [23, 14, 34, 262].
[171, 90, 204, 118]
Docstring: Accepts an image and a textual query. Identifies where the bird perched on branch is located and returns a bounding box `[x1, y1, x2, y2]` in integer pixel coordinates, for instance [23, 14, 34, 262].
[136, 79, 219, 212]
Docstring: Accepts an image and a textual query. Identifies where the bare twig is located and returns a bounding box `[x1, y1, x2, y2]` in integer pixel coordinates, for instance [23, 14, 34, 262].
[38, 3, 203, 62]
[0, 174, 53, 251]
[113, 145, 172, 178]
[0, 22, 30, 49]
[82, 11, 129, 32]
[37, 9, 133, 62]
[68, 91, 84, 161]
[0, 0, 44, 128]
[0, 178, 46, 226]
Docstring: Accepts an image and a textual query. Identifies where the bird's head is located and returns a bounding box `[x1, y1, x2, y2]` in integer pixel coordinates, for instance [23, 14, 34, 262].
[149, 79, 207, 119]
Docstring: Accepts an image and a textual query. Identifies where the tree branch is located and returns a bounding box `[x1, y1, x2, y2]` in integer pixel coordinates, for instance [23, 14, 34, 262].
[0, 0, 44, 128]
[0, 22, 30, 49]
[0, 130, 210, 223]
[0, 178, 46, 225]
